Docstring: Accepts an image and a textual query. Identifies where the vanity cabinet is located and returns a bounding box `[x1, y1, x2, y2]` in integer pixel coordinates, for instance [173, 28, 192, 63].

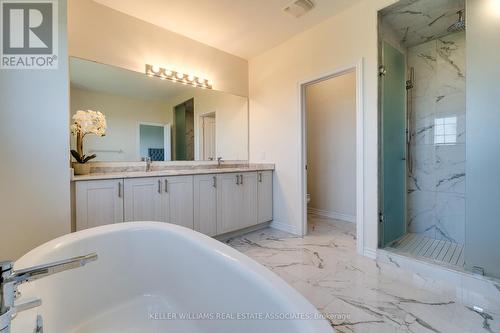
[163, 176, 194, 229]
[240, 172, 259, 229]
[124, 177, 163, 222]
[216, 172, 258, 234]
[75, 179, 124, 231]
[257, 171, 273, 223]
[194, 174, 217, 236]
[75, 170, 273, 235]
[124, 176, 194, 228]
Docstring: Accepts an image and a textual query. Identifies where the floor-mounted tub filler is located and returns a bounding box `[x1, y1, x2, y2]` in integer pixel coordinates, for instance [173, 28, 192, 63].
[3, 222, 333, 333]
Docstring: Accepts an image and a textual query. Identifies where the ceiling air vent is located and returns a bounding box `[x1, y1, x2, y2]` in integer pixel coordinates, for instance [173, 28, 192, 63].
[283, 0, 315, 18]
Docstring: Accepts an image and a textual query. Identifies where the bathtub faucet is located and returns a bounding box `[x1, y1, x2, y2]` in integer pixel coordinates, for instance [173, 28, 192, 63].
[0, 253, 98, 333]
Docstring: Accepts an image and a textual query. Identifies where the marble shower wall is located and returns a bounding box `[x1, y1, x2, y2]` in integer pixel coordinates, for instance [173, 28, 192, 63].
[407, 31, 466, 243]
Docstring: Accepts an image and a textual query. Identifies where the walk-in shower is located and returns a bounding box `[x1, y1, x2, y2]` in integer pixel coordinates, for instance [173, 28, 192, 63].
[378, 0, 471, 271]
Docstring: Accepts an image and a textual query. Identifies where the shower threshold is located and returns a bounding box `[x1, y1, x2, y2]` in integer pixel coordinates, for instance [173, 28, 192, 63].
[388, 233, 465, 268]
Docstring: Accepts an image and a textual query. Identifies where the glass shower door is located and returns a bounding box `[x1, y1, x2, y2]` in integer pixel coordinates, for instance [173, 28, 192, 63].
[380, 41, 407, 246]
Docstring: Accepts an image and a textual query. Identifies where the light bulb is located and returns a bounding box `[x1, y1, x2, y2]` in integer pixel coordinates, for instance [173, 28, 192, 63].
[176, 72, 184, 80]
[491, 0, 500, 15]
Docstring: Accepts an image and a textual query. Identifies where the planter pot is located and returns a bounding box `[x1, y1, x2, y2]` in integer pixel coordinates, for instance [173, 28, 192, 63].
[73, 163, 91, 175]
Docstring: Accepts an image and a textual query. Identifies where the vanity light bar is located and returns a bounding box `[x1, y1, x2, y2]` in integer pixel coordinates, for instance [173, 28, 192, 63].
[145, 64, 213, 89]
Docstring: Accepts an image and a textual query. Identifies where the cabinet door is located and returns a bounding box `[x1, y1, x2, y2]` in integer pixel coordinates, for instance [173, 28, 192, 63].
[257, 171, 273, 223]
[240, 172, 258, 228]
[194, 174, 217, 236]
[164, 176, 194, 229]
[217, 173, 242, 234]
[76, 179, 124, 231]
[124, 177, 163, 222]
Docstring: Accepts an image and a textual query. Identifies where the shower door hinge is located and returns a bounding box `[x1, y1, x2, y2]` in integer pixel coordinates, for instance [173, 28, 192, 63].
[379, 65, 387, 77]
[379, 212, 385, 224]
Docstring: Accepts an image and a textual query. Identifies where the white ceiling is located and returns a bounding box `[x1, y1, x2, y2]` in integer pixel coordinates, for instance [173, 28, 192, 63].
[92, 0, 360, 59]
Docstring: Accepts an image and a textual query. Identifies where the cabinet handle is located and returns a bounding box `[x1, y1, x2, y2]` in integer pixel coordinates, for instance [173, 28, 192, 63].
[165, 179, 168, 193]
[258, 172, 263, 182]
[158, 180, 162, 194]
[236, 174, 240, 185]
[213, 176, 217, 188]
[118, 182, 122, 198]
[240, 174, 243, 185]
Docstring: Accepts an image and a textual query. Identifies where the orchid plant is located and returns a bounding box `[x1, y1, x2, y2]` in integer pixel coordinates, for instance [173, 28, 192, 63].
[70, 110, 107, 164]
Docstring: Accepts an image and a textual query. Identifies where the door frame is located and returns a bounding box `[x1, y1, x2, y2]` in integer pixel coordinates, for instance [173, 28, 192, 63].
[137, 121, 171, 161]
[299, 59, 365, 255]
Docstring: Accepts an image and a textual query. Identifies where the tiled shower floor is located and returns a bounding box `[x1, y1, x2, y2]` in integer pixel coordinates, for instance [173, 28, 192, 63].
[390, 233, 465, 267]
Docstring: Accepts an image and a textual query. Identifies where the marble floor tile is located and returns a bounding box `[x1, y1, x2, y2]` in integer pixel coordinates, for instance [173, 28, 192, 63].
[227, 214, 500, 333]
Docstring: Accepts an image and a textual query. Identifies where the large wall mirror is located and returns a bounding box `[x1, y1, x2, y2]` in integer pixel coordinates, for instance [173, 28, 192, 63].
[69, 57, 248, 162]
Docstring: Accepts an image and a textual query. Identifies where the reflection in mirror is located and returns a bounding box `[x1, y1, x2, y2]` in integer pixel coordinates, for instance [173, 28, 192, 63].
[69, 57, 248, 162]
[173, 98, 194, 161]
[139, 123, 170, 161]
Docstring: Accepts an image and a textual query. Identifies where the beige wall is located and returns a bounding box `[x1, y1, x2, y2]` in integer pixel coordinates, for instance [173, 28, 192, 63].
[70, 88, 171, 161]
[68, 0, 248, 97]
[306, 72, 356, 221]
[0, 0, 70, 260]
[166, 90, 248, 161]
[249, 0, 397, 252]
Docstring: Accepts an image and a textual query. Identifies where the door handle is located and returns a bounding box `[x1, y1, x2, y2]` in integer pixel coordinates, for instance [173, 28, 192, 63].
[158, 180, 162, 194]
[165, 179, 168, 193]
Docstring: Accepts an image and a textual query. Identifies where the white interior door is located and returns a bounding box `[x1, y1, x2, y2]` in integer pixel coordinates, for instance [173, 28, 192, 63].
[202, 115, 216, 160]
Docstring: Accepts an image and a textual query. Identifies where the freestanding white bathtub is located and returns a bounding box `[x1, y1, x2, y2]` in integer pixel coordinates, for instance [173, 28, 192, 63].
[11, 222, 334, 333]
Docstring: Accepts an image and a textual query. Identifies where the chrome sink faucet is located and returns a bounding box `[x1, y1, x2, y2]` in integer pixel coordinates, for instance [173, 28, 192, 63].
[0, 253, 97, 333]
[217, 157, 224, 168]
[143, 157, 152, 172]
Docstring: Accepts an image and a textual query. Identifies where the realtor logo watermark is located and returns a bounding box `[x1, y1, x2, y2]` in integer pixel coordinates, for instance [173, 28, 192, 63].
[0, 0, 58, 69]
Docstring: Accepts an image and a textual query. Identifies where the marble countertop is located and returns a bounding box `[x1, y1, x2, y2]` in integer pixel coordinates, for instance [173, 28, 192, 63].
[72, 163, 275, 181]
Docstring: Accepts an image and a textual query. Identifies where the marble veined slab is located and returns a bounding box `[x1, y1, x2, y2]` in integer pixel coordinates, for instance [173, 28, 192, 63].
[72, 163, 275, 181]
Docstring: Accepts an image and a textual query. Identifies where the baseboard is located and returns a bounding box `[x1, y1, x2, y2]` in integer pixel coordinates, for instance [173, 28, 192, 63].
[363, 247, 377, 259]
[270, 220, 301, 235]
[308, 207, 356, 223]
[215, 222, 271, 242]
